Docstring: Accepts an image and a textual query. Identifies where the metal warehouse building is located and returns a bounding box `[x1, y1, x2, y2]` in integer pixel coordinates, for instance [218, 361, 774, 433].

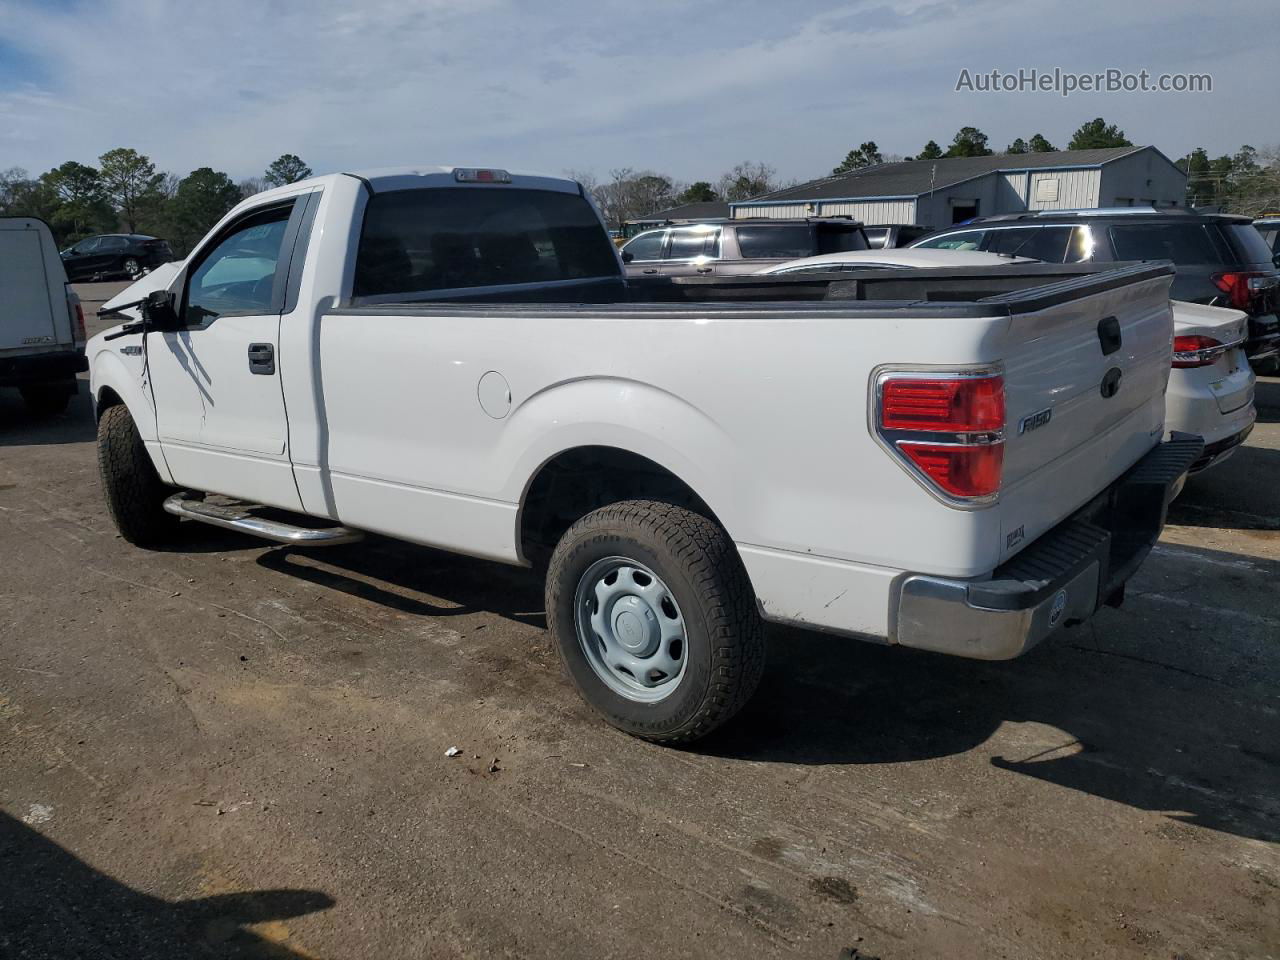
[731, 146, 1187, 227]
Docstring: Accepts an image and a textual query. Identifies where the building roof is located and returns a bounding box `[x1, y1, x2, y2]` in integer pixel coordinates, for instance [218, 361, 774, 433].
[738, 147, 1160, 205]
[626, 200, 730, 224]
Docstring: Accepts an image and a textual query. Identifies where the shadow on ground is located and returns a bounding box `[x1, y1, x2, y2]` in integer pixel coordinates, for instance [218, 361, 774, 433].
[257, 537, 547, 629]
[699, 536, 1278, 843]
[1171, 441, 1280, 531]
[255, 530, 1279, 846]
[0, 388, 96, 447]
[0, 812, 333, 958]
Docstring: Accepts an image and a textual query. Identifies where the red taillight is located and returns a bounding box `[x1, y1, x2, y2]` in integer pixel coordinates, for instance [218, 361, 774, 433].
[881, 376, 1005, 432]
[1171, 334, 1226, 368]
[1211, 271, 1275, 311]
[877, 373, 1006, 502]
[898, 442, 1005, 499]
[73, 301, 86, 342]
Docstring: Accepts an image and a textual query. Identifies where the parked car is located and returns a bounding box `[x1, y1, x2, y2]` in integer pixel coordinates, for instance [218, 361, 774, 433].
[909, 208, 1280, 371]
[619, 217, 869, 278]
[862, 224, 934, 249]
[60, 233, 174, 282]
[1164, 301, 1256, 472]
[91, 166, 1200, 743]
[1, 217, 87, 414]
[760, 249, 1255, 474]
[1253, 216, 1280, 266]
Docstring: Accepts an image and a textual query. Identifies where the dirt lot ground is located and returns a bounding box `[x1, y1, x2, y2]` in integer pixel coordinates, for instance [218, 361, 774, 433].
[1, 284, 1277, 959]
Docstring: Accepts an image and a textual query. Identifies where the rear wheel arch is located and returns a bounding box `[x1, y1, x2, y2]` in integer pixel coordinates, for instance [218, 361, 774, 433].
[518, 444, 732, 568]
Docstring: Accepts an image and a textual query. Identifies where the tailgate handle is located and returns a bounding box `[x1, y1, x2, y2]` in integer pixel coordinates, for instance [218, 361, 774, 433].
[1097, 316, 1122, 356]
[1100, 366, 1122, 399]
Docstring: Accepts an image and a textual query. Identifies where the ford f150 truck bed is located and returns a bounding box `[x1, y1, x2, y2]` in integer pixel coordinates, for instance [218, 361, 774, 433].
[89, 167, 1200, 742]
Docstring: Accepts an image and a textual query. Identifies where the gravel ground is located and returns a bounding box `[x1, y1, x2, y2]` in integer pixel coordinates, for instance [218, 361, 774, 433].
[0, 285, 1276, 959]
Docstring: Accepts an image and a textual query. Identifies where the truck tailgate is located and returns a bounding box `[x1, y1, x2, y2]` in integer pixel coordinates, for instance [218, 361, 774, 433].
[0, 221, 62, 352]
[995, 269, 1174, 564]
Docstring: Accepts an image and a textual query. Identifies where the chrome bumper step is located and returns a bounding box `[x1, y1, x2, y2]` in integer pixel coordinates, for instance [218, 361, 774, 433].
[162, 493, 364, 546]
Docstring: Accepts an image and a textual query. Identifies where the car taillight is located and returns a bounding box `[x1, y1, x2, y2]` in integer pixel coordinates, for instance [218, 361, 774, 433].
[1211, 271, 1278, 311]
[876, 372, 1006, 502]
[73, 301, 86, 342]
[1171, 334, 1228, 368]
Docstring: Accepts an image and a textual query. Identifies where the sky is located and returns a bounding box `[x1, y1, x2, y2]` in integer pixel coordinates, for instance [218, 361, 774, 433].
[1, 0, 1276, 187]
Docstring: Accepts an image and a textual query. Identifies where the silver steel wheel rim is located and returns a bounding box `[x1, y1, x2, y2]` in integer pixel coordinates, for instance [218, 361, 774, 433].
[573, 556, 688, 703]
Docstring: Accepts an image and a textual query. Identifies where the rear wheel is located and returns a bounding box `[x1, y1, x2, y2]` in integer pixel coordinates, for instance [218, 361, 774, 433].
[122, 257, 142, 279]
[546, 500, 765, 743]
[20, 382, 72, 416]
[1253, 356, 1279, 377]
[96, 404, 180, 546]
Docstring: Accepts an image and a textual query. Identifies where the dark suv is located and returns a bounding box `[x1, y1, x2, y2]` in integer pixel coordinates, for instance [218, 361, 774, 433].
[620, 218, 869, 278]
[60, 234, 174, 282]
[911, 209, 1280, 369]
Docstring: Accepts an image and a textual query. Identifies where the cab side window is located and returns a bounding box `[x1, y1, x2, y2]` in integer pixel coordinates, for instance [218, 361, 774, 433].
[184, 205, 293, 327]
[666, 229, 712, 260]
[622, 231, 666, 262]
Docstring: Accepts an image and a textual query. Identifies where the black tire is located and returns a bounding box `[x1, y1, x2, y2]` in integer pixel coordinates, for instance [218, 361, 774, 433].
[96, 404, 180, 546]
[122, 256, 142, 280]
[546, 500, 765, 743]
[1253, 355, 1279, 377]
[20, 382, 72, 416]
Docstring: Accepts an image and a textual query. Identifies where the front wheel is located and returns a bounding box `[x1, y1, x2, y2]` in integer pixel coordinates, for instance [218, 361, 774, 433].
[96, 404, 180, 546]
[546, 500, 765, 743]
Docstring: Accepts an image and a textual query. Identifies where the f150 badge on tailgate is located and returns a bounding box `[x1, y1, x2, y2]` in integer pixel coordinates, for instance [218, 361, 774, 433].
[1018, 407, 1052, 435]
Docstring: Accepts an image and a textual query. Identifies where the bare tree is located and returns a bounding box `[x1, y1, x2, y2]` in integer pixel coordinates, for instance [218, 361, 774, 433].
[715, 161, 780, 202]
[238, 177, 267, 199]
[591, 168, 683, 228]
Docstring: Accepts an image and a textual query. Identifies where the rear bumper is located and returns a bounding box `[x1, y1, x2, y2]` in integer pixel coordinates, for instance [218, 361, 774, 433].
[1189, 420, 1254, 474]
[0, 348, 87, 387]
[895, 434, 1204, 660]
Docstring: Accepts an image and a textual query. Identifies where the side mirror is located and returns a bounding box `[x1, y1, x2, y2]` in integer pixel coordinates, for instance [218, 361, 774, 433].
[142, 290, 180, 330]
[621, 251, 634, 263]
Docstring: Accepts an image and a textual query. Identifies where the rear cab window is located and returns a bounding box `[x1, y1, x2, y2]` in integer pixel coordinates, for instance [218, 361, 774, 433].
[354, 187, 621, 297]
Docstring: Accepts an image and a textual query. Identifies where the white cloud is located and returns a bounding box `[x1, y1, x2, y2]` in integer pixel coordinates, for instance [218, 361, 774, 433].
[0, 0, 1273, 183]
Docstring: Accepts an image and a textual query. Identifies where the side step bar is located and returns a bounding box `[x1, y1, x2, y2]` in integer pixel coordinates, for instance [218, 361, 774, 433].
[163, 493, 364, 546]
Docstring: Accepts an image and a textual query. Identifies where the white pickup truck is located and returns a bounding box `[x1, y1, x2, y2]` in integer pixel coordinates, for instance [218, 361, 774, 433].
[89, 167, 1202, 743]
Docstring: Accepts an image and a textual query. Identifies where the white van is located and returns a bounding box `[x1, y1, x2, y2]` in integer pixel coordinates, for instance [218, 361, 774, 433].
[1, 217, 87, 414]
